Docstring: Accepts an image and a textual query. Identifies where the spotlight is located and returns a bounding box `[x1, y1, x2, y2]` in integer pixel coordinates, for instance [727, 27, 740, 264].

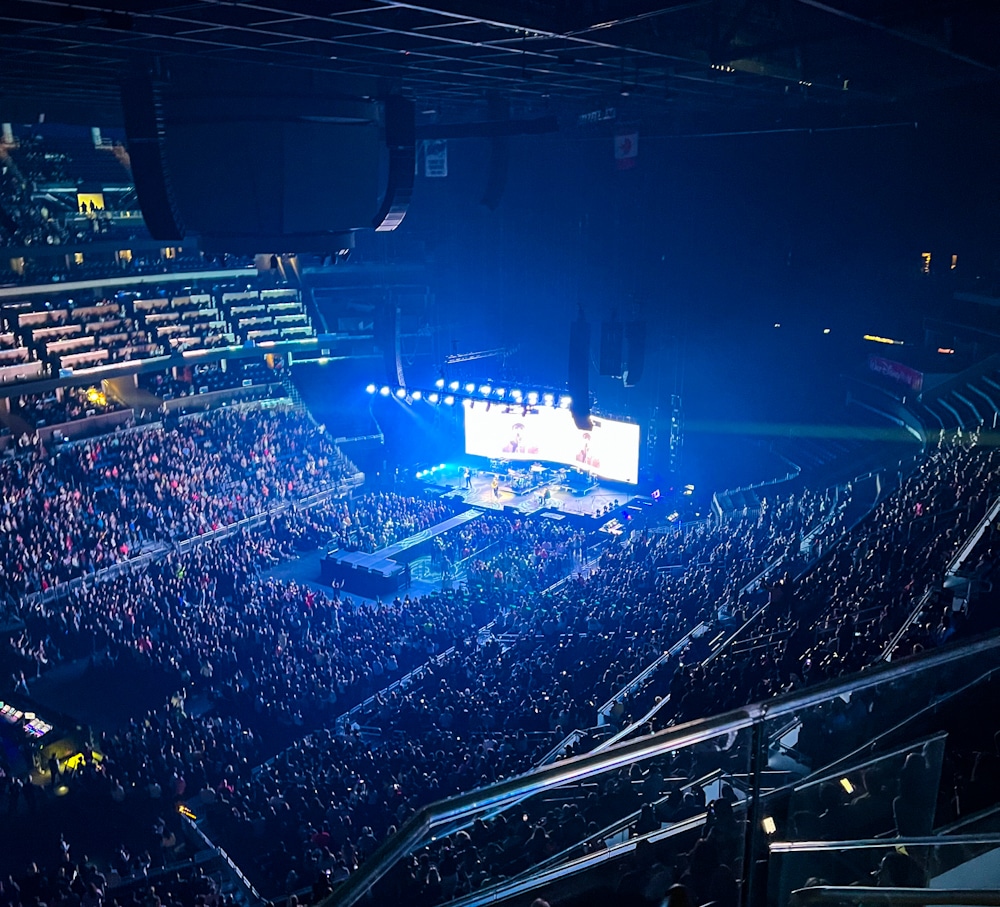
[479, 385, 491, 395]
[510, 389, 523, 402]
[558, 395, 572, 408]
[428, 392, 439, 403]
[495, 388, 506, 398]
[379, 386, 391, 396]
[465, 383, 476, 393]
[395, 387, 406, 398]
[543, 393, 554, 407]
[435, 378, 445, 389]
[449, 380, 460, 391]
[527, 391, 539, 405]
[444, 395, 455, 405]
[365, 384, 377, 394]
[411, 390, 422, 401]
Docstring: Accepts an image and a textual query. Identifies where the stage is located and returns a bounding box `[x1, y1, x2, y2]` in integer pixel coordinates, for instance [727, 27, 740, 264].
[417, 462, 636, 521]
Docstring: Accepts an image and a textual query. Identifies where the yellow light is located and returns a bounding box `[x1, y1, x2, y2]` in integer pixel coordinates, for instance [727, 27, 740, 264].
[863, 334, 904, 346]
[177, 804, 198, 820]
[762, 816, 777, 835]
[839, 777, 855, 794]
[921, 252, 931, 274]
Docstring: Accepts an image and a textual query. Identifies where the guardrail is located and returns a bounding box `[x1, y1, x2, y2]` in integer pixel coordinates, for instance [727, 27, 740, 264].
[182, 814, 264, 905]
[597, 622, 707, 726]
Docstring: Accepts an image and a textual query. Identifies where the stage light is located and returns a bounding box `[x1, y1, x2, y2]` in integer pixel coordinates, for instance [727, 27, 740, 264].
[395, 387, 406, 398]
[379, 386, 391, 396]
[543, 393, 554, 407]
[559, 395, 571, 408]
[444, 395, 454, 405]
[823, 328, 831, 334]
[428, 392, 439, 403]
[435, 378, 445, 388]
[465, 383, 476, 393]
[527, 391, 539, 404]
[439, 463, 445, 469]
[411, 390, 422, 400]
[495, 388, 506, 398]
[365, 384, 377, 394]
[511, 389, 523, 402]
[479, 385, 491, 395]
[449, 380, 460, 391]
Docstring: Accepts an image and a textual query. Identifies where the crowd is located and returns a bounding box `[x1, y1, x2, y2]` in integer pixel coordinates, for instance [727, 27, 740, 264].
[0, 402, 356, 602]
[0, 415, 997, 907]
[14, 388, 125, 429]
[665, 430, 1000, 726]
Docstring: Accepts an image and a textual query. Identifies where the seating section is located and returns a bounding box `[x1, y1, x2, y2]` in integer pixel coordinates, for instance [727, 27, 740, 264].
[0, 286, 314, 384]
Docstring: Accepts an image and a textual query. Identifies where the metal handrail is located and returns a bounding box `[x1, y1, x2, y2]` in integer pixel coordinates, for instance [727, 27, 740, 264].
[770, 833, 1000, 852]
[791, 887, 1000, 906]
[324, 633, 1000, 907]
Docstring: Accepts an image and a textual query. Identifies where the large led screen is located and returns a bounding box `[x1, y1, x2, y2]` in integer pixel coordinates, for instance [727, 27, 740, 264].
[464, 405, 640, 484]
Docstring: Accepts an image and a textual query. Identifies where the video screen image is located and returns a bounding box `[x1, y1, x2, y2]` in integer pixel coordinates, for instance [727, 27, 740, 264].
[464, 405, 640, 484]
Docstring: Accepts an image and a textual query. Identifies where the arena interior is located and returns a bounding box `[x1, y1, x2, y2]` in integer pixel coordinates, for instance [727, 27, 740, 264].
[3, 4, 1000, 907]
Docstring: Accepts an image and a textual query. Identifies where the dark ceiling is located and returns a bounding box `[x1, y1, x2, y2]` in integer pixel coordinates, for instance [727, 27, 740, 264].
[3, 0, 1000, 130]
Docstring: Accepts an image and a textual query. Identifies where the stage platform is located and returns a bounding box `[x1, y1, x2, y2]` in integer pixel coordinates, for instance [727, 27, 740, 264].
[420, 464, 634, 521]
[321, 508, 483, 597]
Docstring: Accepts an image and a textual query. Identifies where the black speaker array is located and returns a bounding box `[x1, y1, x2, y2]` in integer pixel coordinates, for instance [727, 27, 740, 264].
[372, 94, 416, 232]
[375, 299, 402, 386]
[623, 321, 646, 387]
[599, 320, 624, 377]
[568, 313, 592, 430]
[480, 93, 510, 211]
[120, 70, 185, 241]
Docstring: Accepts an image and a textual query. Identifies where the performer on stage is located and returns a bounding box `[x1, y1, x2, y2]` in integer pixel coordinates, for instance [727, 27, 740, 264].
[464, 466, 473, 490]
[491, 475, 500, 500]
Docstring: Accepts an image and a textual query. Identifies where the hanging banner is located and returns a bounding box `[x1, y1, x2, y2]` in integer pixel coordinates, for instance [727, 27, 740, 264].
[869, 355, 923, 392]
[614, 132, 638, 170]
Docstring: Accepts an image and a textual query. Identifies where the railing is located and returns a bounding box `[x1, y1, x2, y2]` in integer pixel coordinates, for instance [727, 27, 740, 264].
[882, 493, 1000, 661]
[182, 815, 264, 905]
[596, 622, 707, 725]
[792, 886, 1000, 906]
[322, 633, 1000, 907]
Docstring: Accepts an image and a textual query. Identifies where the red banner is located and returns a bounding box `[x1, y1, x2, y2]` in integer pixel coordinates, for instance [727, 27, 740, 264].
[869, 355, 923, 392]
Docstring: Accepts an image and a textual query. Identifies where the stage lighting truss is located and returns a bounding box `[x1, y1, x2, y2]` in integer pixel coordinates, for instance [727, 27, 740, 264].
[369, 383, 587, 412]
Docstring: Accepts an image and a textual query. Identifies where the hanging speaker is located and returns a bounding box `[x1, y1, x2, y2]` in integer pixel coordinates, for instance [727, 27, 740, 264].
[120, 69, 185, 241]
[372, 94, 416, 232]
[568, 312, 592, 430]
[623, 321, 646, 387]
[376, 300, 403, 386]
[599, 320, 624, 377]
